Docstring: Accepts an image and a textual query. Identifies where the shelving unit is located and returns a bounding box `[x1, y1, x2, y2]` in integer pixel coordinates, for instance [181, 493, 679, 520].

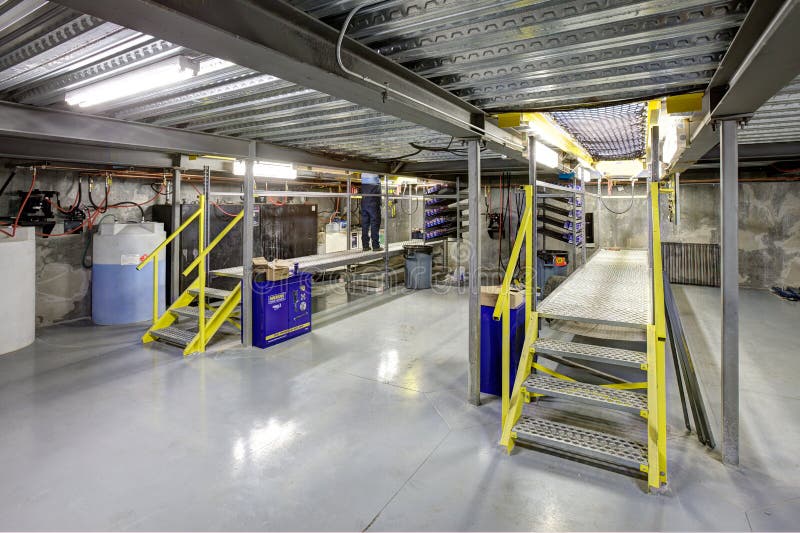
[419, 178, 467, 282]
[536, 179, 587, 272]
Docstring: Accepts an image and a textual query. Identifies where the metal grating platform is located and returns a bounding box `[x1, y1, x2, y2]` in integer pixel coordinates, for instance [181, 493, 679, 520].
[533, 338, 646, 368]
[524, 374, 647, 414]
[150, 326, 195, 347]
[514, 415, 648, 469]
[538, 249, 652, 328]
[212, 240, 436, 278]
[188, 287, 233, 299]
[170, 306, 216, 320]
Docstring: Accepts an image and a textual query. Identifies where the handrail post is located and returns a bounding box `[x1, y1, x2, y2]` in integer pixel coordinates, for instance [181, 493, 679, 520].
[152, 252, 159, 326]
[525, 185, 533, 328]
[501, 295, 510, 429]
[198, 196, 206, 352]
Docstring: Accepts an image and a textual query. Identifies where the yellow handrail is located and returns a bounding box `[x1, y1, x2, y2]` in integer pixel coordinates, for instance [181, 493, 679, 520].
[492, 206, 532, 320]
[183, 210, 244, 276]
[136, 207, 203, 270]
[650, 181, 668, 486]
[492, 185, 535, 429]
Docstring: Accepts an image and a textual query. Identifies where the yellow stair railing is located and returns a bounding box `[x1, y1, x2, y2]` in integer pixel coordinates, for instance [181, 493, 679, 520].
[137, 196, 245, 355]
[494, 182, 668, 492]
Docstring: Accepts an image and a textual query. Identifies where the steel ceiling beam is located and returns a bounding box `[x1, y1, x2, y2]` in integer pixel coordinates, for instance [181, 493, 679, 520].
[0, 102, 391, 173]
[52, 0, 527, 162]
[671, 0, 800, 173]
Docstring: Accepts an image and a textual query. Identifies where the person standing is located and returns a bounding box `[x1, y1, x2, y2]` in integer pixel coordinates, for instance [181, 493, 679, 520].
[360, 173, 383, 251]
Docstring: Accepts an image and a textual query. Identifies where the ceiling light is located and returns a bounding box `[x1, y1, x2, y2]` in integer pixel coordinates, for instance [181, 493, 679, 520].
[65, 56, 199, 108]
[233, 160, 297, 180]
[535, 141, 559, 169]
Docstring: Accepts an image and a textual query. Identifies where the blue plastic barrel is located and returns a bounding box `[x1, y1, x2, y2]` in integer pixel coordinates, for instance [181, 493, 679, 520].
[92, 222, 166, 325]
[480, 299, 526, 396]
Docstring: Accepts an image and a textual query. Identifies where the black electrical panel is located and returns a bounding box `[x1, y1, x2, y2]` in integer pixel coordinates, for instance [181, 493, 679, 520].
[152, 203, 317, 295]
[585, 212, 595, 245]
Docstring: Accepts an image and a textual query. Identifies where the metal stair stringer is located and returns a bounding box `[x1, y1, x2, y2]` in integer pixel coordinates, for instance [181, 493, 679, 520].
[183, 282, 242, 356]
[142, 278, 201, 343]
[499, 313, 538, 453]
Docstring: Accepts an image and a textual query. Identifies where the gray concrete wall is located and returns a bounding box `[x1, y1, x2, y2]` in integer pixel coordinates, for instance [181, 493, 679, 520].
[1, 167, 173, 327]
[661, 181, 800, 289]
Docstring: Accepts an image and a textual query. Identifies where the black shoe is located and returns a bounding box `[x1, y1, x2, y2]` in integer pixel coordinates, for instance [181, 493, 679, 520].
[362, 247, 370, 252]
[372, 246, 384, 252]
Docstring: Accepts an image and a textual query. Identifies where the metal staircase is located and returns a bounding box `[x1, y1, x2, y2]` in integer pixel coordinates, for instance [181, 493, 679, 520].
[137, 195, 245, 356]
[494, 182, 668, 492]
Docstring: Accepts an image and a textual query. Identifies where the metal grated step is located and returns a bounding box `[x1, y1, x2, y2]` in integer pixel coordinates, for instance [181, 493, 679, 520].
[524, 374, 647, 414]
[513, 415, 648, 469]
[170, 306, 215, 319]
[534, 338, 646, 368]
[150, 326, 196, 347]
[188, 287, 231, 300]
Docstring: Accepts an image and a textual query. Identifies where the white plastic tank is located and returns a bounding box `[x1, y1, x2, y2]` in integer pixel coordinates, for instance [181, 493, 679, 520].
[92, 222, 166, 325]
[0, 227, 35, 355]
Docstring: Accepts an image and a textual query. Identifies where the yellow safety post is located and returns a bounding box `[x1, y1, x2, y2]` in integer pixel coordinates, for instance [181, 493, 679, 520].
[524, 185, 533, 328]
[501, 294, 510, 428]
[646, 324, 659, 490]
[650, 181, 668, 484]
[197, 197, 206, 354]
[152, 253, 159, 326]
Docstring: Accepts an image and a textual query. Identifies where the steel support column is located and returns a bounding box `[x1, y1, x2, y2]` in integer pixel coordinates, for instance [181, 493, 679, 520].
[170, 168, 182, 303]
[346, 174, 352, 250]
[720, 119, 740, 465]
[202, 165, 211, 277]
[467, 139, 482, 405]
[241, 141, 256, 348]
[528, 135, 538, 310]
[384, 174, 390, 289]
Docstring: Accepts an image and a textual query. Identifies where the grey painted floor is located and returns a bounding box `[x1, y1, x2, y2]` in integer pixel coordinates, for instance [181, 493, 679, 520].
[0, 286, 798, 531]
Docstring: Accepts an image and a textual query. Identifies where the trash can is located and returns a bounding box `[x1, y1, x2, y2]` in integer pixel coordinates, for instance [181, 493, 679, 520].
[537, 250, 568, 296]
[479, 288, 526, 396]
[404, 244, 433, 289]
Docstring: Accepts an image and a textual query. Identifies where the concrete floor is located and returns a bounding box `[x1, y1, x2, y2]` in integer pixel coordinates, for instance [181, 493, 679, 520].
[0, 285, 798, 531]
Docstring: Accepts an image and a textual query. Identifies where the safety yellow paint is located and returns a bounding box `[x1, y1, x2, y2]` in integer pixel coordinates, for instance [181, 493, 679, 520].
[183, 210, 244, 275]
[521, 113, 595, 165]
[497, 113, 522, 128]
[665, 92, 703, 114]
[646, 324, 660, 490]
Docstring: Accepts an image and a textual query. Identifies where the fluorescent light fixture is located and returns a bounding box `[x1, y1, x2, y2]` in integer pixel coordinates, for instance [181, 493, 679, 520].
[535, 141, 559, 168]
[233, 160, 297, 180]
[65, 56, 199, 108]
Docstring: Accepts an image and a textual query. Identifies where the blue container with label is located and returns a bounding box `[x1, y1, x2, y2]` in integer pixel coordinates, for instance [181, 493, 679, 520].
[253, 272, 312, 348]
[480, 299, 526, 396]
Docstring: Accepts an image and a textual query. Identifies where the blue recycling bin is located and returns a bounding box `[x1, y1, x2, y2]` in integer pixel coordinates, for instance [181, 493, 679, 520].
[253, 272, 312, 348]
[480, 298, 526, 396]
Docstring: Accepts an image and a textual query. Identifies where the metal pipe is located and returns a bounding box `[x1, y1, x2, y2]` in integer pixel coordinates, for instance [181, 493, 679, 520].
[203, 165, 211, 278]
[170, 168, 181, 302]
[467, 139, 482, 405]
[675, 171, 681, 226]
[720, 119, 739, 465]
[456, 176, 461, 281]
[528, 134, 538, 311]
[346, 174, 352, 250]
[384, 174, 389, 289]
[241, 141, 256, 348]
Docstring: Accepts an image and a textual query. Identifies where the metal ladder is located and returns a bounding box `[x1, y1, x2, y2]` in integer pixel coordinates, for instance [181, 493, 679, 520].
[138, 195, 245, 356]
[494, 183, 668, 492]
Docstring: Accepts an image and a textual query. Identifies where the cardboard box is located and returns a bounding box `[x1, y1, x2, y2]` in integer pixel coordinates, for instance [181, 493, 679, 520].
[253, 257, 294, 281]
[479, 285, 525, 308]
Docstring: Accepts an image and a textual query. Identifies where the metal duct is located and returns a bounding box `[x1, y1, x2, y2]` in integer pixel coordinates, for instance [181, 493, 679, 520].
[662, 242, 720, 287]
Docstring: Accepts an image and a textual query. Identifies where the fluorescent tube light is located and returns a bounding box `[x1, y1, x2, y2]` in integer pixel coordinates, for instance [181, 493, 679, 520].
[233, 160, 297, 180]
[65, 56, 198, 108]
[535, 141, 559, 168]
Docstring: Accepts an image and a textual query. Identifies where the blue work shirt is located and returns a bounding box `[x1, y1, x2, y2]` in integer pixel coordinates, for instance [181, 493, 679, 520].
[361, 173, 382, 185]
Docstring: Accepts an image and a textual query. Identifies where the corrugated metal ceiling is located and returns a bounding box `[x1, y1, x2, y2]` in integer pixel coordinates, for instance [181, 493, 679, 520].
[738, 75, 800, 145]
[0, 0, 755, 165]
